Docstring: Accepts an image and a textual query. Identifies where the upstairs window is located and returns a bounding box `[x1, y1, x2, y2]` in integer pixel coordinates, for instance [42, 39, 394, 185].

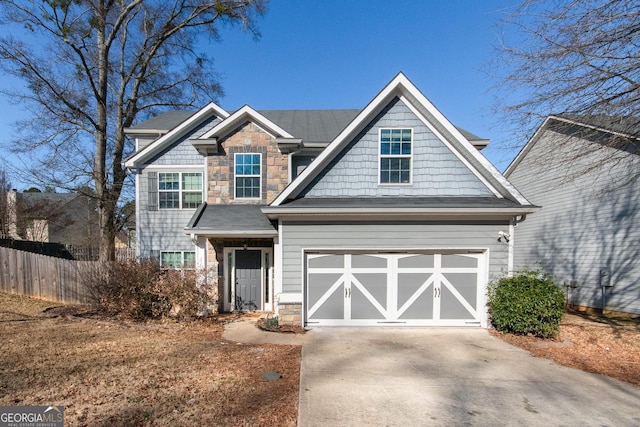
[379, 128, 412, 184]
[158, 172, 202, 209]
[235, 153, 261, 199]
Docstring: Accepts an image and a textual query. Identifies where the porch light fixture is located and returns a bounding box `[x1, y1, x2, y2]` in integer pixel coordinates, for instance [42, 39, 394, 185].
[243, 242, 248, 250]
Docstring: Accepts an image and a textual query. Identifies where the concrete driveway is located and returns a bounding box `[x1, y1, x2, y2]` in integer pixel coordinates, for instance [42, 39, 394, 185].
[298, 327, 640, 427]
[224, 322, 640, 426]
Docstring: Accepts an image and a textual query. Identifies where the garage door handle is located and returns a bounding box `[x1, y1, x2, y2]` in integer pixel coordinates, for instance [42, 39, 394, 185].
[345, 288, 351, 298]
[434, 287, 440, 298]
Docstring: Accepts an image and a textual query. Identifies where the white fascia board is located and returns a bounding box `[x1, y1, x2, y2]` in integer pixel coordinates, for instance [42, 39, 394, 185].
[123, 128, 168, 136]
[261, 206, 540, 219]
[198, 105, 295, 140]
[503, 116, 553, 177]
[396, 79, 531, 205]
[123, 102, 228, 168]
[399, 95, 503, 199]
[182, 228, 278, 237]
[271, 73, 408, 206]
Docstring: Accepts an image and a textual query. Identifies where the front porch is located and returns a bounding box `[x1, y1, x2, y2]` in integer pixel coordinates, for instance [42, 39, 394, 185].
[185, 203, 280, 315]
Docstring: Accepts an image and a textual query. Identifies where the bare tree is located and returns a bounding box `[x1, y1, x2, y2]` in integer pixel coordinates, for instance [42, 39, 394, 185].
[494, 0, 640, 179]
[0, 168, 12, 238]
[0, 0, 266, 261]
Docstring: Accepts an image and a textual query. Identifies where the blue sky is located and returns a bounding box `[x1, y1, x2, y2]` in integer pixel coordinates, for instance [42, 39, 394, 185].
[0, 0, 523, 190]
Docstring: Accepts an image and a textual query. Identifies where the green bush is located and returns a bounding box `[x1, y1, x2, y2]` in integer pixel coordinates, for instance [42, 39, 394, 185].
[487, 269, 565, 338]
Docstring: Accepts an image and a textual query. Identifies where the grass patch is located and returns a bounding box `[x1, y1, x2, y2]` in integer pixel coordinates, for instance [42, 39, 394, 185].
[0, 292, 300, 426]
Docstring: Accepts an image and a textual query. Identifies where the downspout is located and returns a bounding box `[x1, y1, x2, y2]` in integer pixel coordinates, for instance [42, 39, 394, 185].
[508, 215, 528, 276]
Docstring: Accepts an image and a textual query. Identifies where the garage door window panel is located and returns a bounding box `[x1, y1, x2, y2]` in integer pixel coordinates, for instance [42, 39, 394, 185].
[308, 254, 344, 269]
[441, 254, 478, 268]
[398, 254, 434, 269]
[351, 254, 388, 269]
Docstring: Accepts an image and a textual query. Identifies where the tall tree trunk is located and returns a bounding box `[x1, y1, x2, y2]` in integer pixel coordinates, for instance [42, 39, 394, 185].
[95, 2, 113, 262]
[99, 197, 116, 261]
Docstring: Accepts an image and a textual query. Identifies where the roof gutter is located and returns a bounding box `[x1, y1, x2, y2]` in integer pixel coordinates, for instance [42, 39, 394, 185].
[183, 228, 278, 238]
[261, 206, 540, 220]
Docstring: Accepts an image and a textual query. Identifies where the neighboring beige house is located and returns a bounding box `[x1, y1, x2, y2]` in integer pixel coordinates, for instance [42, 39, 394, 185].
[4, 191, 99, 248]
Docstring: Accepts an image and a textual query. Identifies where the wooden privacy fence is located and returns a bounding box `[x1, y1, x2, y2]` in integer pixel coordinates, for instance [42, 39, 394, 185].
[0, 246, 94, 304]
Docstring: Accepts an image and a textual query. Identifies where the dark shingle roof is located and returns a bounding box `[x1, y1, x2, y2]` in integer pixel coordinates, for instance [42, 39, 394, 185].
[129, 108, 488, 144]
[128, 111, 196, 132]
[259, 109, 360, 143]
[185, 204, 276, 235]
[553, 114, 640, 139]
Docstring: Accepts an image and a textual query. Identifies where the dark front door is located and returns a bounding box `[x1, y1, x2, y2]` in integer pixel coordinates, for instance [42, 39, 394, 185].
[235, 250, 262, 311]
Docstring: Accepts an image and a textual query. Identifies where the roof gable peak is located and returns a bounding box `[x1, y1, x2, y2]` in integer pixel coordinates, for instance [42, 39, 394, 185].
[271, 72, 530, 206]
[124, 102, 228, 168]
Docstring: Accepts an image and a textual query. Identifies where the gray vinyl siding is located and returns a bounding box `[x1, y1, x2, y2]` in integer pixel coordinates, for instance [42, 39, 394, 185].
[302, 98, 492, 198]
[280, 221, 510, 294]
[143, 116, 221, 166]
[135, 115, 221, 259]
[137, 170, 199, 259]
[508, 129, 640, 315]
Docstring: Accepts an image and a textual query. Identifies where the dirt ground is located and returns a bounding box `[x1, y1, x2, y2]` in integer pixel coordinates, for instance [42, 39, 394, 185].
[2, 294, 639, 426]
[0, 293, 300, 426]
[491, 310, 640, 386]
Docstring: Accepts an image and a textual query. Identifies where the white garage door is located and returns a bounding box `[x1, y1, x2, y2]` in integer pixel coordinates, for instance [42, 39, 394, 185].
[305, 252, 485, 326]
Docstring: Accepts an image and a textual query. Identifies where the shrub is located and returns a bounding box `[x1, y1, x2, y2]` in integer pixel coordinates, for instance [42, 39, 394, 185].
[487, 269, 565, 338]
[84, 259, 213, 320]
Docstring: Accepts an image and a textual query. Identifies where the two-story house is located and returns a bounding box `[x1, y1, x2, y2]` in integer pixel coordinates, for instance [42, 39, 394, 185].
[124, 73, 537, 327]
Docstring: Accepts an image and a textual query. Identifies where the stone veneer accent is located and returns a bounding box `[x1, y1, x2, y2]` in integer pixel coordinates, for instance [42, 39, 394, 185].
[278, 303, 302, 324]
[207, 122, 289, 205]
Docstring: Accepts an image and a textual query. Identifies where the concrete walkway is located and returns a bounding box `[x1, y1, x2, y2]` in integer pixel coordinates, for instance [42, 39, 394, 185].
[224, 322, 640, 427]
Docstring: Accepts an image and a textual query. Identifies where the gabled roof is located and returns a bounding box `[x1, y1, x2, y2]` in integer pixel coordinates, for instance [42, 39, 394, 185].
[271, 72, 531, 207]
[504, 115, 640, 177]
[197, 105, 295, 140]
[123, 102, 229, 168]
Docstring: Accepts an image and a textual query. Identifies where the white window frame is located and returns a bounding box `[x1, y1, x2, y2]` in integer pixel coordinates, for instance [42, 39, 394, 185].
[234, 153, 262, 199]
[378, 128, 413, 185]
[158, 171, 203, 209]
[160, 250, 196, 269]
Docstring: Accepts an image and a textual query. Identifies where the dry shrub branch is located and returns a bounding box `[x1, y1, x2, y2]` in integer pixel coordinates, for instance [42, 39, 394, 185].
[83, 260, 215, 320]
